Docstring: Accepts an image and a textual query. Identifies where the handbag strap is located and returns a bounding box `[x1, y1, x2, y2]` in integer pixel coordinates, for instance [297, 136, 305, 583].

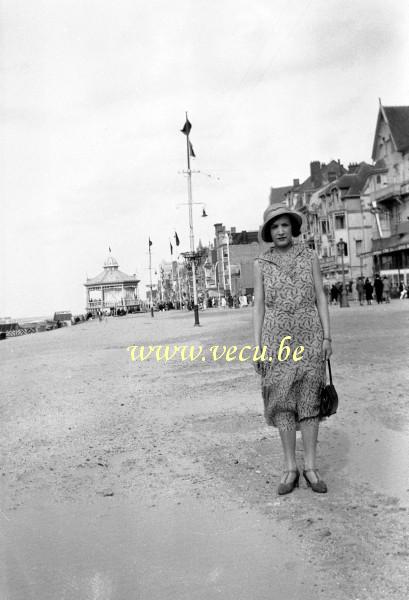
[326, 359, 333, 384]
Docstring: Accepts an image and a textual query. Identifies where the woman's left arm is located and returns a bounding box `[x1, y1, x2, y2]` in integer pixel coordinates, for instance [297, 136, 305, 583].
[312, 253, 332, 360]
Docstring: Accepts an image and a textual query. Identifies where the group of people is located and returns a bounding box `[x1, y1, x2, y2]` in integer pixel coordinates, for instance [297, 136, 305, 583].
[355, 274, 391, 305]
[219, 294, 252, 309]
[328, 274, 398, 306]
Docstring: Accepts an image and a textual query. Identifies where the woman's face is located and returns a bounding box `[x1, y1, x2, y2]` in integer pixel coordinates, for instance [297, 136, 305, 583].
[269, 215, 293, 248]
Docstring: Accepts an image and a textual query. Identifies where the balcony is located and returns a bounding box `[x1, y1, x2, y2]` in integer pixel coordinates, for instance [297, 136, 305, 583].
[319, 256, 338, 273]
[372, 182, 403, 203]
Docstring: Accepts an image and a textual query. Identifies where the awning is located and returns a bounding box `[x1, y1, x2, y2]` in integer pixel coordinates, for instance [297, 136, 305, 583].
[361, 233, 409, 256]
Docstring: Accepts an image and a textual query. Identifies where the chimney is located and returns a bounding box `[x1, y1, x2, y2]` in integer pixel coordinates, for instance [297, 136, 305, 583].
[310, 161, 322, 188]
[293, 178, 300, 187]
[348, 163, 359, 174]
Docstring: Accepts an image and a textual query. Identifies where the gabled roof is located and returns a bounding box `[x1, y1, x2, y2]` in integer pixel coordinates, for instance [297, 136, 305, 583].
[373, 158, 387, 172]
[296, 160, 346, 193]
[372, 104, 409, 160]
[319, 162, 375, 197]
[269, 186, 292, 205]
[383, 107, 409, 152]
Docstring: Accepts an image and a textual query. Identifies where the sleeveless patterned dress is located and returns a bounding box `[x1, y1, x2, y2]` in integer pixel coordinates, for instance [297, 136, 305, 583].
[258, 243, 325, 429]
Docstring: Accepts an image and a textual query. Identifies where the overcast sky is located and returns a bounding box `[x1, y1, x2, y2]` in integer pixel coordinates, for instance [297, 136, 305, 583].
[1, 0, 409, 317]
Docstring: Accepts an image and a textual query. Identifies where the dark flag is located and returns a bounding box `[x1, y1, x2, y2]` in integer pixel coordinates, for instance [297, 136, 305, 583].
[149, 237, 152, 247]
[170, 241, 173, 255]
[180, 118, 192, 136]
[174, 232, 180, 246]
[189, 141, 196, 157]
[109, 246, 111, 252]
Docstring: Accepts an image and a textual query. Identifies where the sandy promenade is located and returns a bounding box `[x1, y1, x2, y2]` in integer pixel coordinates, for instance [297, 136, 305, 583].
[1, 301, 409, 599]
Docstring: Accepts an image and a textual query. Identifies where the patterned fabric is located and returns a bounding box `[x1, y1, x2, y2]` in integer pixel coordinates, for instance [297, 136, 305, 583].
[258, 243, 325, 429]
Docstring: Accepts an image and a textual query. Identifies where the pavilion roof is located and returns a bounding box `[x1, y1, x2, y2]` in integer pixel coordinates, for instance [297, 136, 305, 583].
[85, 269, 139, 286]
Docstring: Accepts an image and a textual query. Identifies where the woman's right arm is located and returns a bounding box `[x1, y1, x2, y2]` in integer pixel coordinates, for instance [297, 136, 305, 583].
[253, 260, 265, 347]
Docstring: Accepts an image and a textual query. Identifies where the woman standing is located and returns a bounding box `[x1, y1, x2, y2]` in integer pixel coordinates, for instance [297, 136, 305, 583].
[253, 204, 332, 495]
[364, 278, 373, 305]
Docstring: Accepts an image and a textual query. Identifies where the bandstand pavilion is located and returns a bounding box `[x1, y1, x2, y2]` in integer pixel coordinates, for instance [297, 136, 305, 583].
[84, 254, 140, 314]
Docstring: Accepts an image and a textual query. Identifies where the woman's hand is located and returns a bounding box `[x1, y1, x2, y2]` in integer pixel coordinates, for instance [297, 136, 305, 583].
[323, 339, 332, 361]
[253, 359, 263, 375]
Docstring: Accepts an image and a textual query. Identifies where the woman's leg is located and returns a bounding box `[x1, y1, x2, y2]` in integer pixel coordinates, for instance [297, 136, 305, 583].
[300, 419, 320, 483]
[278, 429, 297, 481]
[276, 412, 297, 483]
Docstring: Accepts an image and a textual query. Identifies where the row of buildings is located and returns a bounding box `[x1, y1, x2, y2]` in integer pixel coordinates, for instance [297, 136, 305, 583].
[152, 102, 409, 306]
[274, 101, 409, 289]
[83, 102, 409, 312]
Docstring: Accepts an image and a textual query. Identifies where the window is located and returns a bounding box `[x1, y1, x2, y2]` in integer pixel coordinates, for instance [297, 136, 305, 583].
[356, 240, 362, 256]
[335, 214, 345, 229]
[376, 175, 381, 184]
[321, 220, 328, 234]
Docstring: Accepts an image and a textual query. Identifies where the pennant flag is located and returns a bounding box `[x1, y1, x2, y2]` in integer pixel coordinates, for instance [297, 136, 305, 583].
[189, 141, 196, 158]
[180, 118, 192, 136]
[148, 237, 152, 247]
[170, 241, 173, 255]
[174, 232, 180, 246]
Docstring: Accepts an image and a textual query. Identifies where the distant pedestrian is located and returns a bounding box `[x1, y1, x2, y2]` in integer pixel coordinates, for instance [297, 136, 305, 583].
[240, 294, 248, 307]
[330, 284, 338, 305]
[382, 276, 391, 303]
[336, 282, 343, 307]
[364, 278, 373, 305]
[356, 277, 365, 306]
[400, 284, 408, 300]
[374, 274, 383, 304]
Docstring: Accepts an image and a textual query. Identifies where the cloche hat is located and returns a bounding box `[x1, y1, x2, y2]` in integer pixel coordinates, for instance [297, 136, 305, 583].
[260, 203, 303, 242]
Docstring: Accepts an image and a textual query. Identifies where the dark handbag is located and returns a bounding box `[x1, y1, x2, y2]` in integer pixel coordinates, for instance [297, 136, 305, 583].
[320, 359, 338, 418]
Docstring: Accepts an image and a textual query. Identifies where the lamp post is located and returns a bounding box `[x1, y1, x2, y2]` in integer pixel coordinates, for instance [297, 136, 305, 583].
[223, 232, 232, 295]
[176, 261, 183, 309]
[181, 112, 201, 325]
[148, 244, 154, 318]
[214, 261, 221, 307]
[337, 238, 349, 307]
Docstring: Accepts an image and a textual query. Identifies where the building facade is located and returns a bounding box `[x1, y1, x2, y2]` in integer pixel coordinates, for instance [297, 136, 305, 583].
[362, 103, 409, 288]
[213, 223, 260, 297]
[314, 162, 375, 282]
[270, 159, 376, 284]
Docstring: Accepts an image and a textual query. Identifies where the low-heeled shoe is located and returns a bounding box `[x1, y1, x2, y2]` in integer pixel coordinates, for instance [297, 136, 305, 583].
[277, 470, 300, 495]
[303, 469, 327, 493]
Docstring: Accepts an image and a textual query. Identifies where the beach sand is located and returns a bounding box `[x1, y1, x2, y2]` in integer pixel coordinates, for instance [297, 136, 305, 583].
[1, 302, 409, 599]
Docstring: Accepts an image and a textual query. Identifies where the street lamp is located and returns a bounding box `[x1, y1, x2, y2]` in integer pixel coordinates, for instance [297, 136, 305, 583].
[214, 261, 222, 307]
[223, 233, 232, 295]
[337, 238, 349, 308]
